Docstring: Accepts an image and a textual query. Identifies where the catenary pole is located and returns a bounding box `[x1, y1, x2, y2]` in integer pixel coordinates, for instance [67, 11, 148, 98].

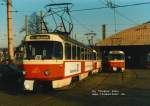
[7, 0, 14, 60]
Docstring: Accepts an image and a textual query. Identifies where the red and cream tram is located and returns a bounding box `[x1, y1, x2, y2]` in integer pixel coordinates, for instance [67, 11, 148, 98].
[19, 33, 101, 91]
[106, 50, 125, 72]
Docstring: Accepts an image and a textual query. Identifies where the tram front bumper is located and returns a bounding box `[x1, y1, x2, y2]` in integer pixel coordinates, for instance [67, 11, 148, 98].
[24, 80, 34, 91]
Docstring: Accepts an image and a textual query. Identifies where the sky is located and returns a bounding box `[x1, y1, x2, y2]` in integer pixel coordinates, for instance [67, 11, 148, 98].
[1, 0, 150, 47]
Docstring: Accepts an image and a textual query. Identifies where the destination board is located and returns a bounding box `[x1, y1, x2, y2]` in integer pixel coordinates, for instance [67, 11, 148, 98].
[30, 35, 50, 40]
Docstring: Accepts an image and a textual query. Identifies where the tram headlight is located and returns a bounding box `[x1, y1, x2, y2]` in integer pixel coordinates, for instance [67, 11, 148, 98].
[122, 68, 125, 71]
[22, 71, 26, 75]
[113, 67, 117, 71]
[44, 69, 50, 76]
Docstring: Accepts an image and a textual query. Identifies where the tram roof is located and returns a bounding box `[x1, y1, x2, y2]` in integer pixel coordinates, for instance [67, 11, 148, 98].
[56, 33, 85, 46]
[24, 32, 90, 49]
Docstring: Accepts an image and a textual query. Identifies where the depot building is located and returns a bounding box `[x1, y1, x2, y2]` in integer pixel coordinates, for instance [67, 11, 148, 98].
[96, 22, 150, 68]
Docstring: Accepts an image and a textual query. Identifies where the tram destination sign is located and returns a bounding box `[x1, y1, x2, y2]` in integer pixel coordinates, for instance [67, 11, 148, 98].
[30, 35, 50, 40]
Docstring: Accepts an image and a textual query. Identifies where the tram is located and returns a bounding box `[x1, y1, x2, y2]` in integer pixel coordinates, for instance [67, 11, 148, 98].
[105, 50, 125, 72]
[18, 33, 101, 91]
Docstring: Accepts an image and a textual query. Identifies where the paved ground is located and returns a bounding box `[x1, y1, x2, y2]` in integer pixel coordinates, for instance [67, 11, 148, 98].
[0, 66, 150, 106]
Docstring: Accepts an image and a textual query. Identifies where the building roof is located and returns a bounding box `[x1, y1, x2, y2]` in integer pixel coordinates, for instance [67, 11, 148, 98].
[96, 22, 150, 46]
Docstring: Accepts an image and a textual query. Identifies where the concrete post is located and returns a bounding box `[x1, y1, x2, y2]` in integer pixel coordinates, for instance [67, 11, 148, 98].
[7, 0, 14, 60]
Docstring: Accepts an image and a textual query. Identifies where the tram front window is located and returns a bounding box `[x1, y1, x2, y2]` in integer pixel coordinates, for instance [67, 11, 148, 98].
[24, 41, 63, 60]
[108, 54, 125, 60]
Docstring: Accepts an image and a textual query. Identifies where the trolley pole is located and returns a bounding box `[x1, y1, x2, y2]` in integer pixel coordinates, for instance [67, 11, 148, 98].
[7, 0, 14, 60]
[25, 16, 28, 35]
[102, 24, 106, 40]
[40, 11, 43, 34]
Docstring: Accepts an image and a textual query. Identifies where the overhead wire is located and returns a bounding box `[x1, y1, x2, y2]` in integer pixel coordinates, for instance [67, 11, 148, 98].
[71, 15, 92, 31]
[114, 9, 139, 25]
[101, 0, 140, 32]
[70, 1, 150, 12]
[2, 1, 150, 14]
[2, 1, 150, 35]
[45, 1, 94, 34]
[101, 0, 118, 32]
[69, 1, 150, 34]
[50, 0, 55, 3]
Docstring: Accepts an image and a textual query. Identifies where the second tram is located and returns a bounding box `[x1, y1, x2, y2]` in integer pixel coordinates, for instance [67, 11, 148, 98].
[105, 50, 125, 72]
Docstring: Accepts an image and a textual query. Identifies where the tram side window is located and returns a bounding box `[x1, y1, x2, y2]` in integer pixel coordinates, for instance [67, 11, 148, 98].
[84, 49, 86, 60]
[81, 48, 84, 60]
[87, 49, 90, 60]
[93, 52, 97, 60]
[77, 46, 80, 60]
[89, 51, 92, 60]
[65, 43, 71, 59]
[85, 49, 88, 60]
[88, 50, 91, 60]
[90, 51, 92, 60]
[72, 45, 76, 60]
[88, 51, 90, 60]
[97, 52, 102, 60]
[91, 52, 93, 60]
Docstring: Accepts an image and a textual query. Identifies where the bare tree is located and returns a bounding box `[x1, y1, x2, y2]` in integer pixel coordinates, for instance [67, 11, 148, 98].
[20, 12, 41, 34]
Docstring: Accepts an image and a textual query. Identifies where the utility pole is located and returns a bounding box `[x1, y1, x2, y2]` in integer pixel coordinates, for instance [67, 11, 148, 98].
[40, 11, 43, 34]
[85, 31, 96, 46]
[25, 16, 28, 35]
[106, 0, 117, 33]
[7, 0, 14, 60]
[102, 24, 106, 40]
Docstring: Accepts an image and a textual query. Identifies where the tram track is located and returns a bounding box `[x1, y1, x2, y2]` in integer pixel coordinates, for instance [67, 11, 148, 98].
[90, 73, 112, 90]
[64, 72, 114, 97]
[25, 73, 113, 106]
[0, 69, 132, 106]
[30, 96, 54, 106]
[70, 72, 113, 90]
[0, 69, 144, 106]
[1, 69, 150, 106]
[131, 69, 138, 79]
[81, 70, 139, 97]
